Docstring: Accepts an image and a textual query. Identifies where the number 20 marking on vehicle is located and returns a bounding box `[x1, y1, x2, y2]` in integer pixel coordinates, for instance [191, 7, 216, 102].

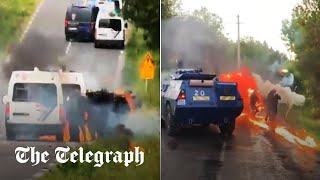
[194, 90, 205, 96]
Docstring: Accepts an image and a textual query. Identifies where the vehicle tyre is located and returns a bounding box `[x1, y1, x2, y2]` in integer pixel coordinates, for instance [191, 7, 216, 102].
[65, 34, 71, 42]
[94, 41, 99, 48]
[219, 120, 235, 136]
[165, 104, 179, 136]
[6, 127, 15, 141]
[119, 41, 125, 49]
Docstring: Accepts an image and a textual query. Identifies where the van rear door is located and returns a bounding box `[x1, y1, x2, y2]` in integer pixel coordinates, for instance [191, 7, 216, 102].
[9, 83, 60, 124]
[185, 79, 216, 105]
[67, 7, 93, 33]
[215, 82, 240, 106]
[97, 18, 123, 40]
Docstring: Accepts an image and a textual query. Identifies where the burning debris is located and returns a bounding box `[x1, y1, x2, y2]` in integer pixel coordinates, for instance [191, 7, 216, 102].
[220, 67, 318, 149]
[40, 88, 136, 143]
[62, 89, 135, 143]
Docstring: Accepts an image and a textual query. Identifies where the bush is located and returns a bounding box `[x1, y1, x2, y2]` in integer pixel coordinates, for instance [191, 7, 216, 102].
[40, 135, 160, 180]
[123, 27, 160, 109]
[0, 0, 40, 58]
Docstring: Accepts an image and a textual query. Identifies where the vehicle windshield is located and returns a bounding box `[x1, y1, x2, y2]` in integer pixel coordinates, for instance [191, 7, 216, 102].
[99, 19, 122, 31]
[67, 7, 92, 22]
[12, 83, 57, 107]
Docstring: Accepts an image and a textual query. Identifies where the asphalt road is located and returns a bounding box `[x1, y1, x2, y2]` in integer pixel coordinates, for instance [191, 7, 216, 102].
[0, 0, 124, 179]
[161, 115, 320, 180]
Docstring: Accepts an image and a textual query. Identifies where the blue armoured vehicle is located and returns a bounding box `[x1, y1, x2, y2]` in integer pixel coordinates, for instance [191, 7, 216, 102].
[161, 69, 244, 136]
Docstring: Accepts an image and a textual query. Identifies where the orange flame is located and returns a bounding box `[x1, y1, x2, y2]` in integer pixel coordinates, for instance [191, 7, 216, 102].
[129, 141, 144, 152]
[85, 124, 92, 141]
[39, 135, 56, 141]
[79, 126, 85, 142]
[220, 67, 318, 149]
[248, 115, 318, 149]
[63, 121, 70, 142]
[219, 67, 264, 114]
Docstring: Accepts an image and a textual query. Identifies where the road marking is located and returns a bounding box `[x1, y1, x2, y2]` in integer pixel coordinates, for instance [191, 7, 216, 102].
[19, 0, 45, 43]
[65, 42, 72, 54]
[113, 50, 125, 90]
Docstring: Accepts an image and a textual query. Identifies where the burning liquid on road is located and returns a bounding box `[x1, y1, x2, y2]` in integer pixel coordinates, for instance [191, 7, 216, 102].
[220, 68, 319, 150]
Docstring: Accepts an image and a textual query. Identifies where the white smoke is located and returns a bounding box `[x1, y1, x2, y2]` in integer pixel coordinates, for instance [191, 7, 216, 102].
[253, 73, 305, 106]
[122, 109, 159, 136]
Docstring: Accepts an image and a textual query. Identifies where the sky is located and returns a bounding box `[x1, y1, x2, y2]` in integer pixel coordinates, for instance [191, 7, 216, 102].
[181, 0, 302, 58]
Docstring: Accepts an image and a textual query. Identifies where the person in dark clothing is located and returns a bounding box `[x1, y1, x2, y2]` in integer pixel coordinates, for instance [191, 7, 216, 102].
[265, 89, 276, 121]
[250, 90, 259, 116]
[268, 93, 281, 122]
[66, 89, 87, 142]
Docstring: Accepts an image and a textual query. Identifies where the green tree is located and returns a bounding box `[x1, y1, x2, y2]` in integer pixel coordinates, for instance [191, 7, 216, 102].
[191, 7, 224, 38]
[122, 0, 160, 49]
[161, 0, 182, 19]
[282, 0, 320, 117]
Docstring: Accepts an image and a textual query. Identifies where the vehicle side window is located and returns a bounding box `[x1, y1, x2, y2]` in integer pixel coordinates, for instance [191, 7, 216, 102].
[12, 83, 58, 107]
[13, 84, 28, 102]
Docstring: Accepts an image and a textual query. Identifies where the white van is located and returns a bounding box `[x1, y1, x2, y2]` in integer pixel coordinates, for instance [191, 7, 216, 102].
[94, 14, 127, 49]
[2, 68, 65, 140]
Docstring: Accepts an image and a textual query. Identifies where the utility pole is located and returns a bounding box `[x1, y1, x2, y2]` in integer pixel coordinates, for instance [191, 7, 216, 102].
[237, 15, 241, 70]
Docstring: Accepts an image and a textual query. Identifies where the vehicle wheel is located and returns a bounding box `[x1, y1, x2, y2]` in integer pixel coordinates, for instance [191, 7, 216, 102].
[65, 35, 71, 42]
[219, 120, 235, 136]
[6, 127, 15, 141]
[119, 41, 125, 49]
[165, 104, 179, 136]
[94, 41, 99, 48]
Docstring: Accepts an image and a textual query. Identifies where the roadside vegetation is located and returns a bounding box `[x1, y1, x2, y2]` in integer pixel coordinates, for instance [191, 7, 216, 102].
[280, 0, 320, 140]
[0, 0, 40, 59]
[40, 135, 160, 180]
[122, 0, 160, 109]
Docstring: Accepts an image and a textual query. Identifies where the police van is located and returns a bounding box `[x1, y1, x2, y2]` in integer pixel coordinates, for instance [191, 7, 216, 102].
[94, 12, 127, 49]
[2, 68, 65, 140]
[161, 69, 244, 136]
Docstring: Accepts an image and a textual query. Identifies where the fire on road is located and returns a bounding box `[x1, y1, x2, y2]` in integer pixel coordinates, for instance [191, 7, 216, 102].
[219, 67, 319, 150]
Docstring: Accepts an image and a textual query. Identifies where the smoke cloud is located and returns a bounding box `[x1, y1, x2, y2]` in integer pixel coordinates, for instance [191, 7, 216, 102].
[122, 109, 159, 136]
[1, 31, 65, 79]
[253, 73, 305, 106]
[161, 17, 234, 74]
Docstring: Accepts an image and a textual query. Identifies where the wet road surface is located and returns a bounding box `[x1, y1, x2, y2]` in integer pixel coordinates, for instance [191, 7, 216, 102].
[161, 116, 320, 180]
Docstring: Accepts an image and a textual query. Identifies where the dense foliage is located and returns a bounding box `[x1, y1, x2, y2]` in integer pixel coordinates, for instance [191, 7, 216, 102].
[123, 0, 160, 49]
[282, 0, 320, 117]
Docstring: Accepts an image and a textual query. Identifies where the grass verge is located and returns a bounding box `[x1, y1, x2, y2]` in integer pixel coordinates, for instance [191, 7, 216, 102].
[123, 26, 160, 110]
[279, 104, 320, 141]
[0, 0, 41, 59]
[40, 135, 160, 180]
